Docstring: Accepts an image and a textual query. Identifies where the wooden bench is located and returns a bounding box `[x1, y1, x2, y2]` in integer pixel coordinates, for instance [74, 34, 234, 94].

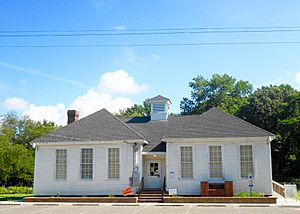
[201, 181, 233, 197]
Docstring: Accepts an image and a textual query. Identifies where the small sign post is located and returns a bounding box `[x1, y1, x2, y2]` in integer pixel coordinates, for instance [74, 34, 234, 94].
[248, 175, 254, 196]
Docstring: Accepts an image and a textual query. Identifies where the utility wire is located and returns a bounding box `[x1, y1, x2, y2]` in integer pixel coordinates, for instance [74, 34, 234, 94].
[1, 25, 300, 33]
[1, 41, 300, 48]
[1, 29, 300, 37]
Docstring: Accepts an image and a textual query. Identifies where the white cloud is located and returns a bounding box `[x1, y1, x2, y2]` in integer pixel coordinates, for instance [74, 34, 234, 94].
[114, 26, 126, 31]
[25, 103, 66, 124]
[3, 97, 28, 110]
[69, 89, 133, 117]
[2, 69, 147, 125]
[99, 69, 148, 94]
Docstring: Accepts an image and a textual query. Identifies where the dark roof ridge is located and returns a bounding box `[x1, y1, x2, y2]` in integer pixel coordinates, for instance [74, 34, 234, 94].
[104, 109, 146, 140]
[168, 108, 218, 118]
[118, 115, 150, 119]
[209, 107, 274, 136]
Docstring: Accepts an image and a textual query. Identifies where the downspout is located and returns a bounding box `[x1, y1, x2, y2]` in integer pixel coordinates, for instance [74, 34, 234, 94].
[131, 143, 139, 188]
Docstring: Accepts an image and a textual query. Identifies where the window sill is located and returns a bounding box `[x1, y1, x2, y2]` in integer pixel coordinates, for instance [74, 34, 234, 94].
[80, 179, 94, 181]
[178, 178, 194, 181]
[54, 179, 67, 181]
[106, 179, 121, 181]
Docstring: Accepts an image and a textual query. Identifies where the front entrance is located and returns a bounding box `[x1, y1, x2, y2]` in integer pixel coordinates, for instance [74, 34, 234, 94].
[146, 160, 161, 189]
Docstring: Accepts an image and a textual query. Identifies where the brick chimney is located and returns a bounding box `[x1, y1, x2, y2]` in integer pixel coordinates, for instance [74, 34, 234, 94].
[67, 110, 79, 124]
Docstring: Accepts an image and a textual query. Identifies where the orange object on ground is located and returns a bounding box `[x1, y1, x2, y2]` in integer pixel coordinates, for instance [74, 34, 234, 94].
[122, 187, 134, 196]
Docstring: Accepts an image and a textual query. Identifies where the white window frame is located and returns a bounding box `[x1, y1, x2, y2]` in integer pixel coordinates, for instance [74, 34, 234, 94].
[55, 149, 67, 180]
[180, 146, 193, 179]
[108, 147, 120, 180]
[80, 148, 93, 180]
[209, 145, 223, 178]
[239, 145, 254, 179]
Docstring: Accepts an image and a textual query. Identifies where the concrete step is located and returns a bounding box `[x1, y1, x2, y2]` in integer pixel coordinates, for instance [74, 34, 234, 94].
[141, 191, 162, 194]
[139, 194, 162, 196]
[138, 196, 162, 199]
[137, 198, 163, 203]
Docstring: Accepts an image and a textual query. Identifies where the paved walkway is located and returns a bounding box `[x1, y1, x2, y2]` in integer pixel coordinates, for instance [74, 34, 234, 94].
[273, 191, 300, 205]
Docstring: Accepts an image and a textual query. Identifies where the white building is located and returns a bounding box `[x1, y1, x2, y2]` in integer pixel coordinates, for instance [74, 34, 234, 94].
[33, 95, 274, 196]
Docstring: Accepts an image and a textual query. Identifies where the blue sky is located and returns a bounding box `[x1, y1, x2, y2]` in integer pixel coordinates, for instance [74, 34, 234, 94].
[1, 0, 300, 124]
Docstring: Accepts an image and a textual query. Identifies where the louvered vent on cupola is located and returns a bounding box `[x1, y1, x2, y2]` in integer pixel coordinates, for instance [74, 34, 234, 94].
[148, 95, 171, 121]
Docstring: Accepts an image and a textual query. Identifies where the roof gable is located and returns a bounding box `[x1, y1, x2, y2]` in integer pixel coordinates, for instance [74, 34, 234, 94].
[34, 109, 144, 143]
[148, 95, 170, 102]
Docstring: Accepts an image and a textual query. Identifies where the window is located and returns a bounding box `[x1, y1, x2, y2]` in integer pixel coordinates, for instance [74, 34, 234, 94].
[152, 103, 165, 113]
[209, 146, 222, 178]
[55, 149, 67, 180]
[180, 147, 193, 178]
[240, 145, 254, 178]
[149, 162, 159, 176]
[81, 148, 93, 180]
[108, 148, 120, 179]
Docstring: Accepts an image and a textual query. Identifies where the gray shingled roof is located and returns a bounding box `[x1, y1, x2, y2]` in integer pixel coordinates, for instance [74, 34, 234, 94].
[33, 109, 144, 143]
[122, 108, 273, 152]
[34, 107, 273, 153]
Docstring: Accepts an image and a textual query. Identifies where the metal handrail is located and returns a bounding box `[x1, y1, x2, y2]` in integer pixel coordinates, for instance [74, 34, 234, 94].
[137, 177, 144, 194]
[161, 176, 166, 198]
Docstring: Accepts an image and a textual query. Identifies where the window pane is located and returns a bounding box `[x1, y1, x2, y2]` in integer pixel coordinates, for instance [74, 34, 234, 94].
[108, 148, 120, 179]
[240, 145, 253, 178]
[81, 148, 93, 180]
[56, 149, 67, 180]
[209, 146, 222, 178]
[181, 147, 193, 178]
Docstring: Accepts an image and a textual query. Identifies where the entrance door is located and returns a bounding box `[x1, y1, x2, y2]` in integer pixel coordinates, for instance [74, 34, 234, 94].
[147, 160, 161, 189]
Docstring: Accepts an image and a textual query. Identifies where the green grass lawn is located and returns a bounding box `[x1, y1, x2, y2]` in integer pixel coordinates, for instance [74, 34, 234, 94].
[0, 194, 32, 201]
[298, 190, 300, 200]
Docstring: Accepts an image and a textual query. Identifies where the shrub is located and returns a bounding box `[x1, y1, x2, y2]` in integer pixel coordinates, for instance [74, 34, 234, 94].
[0, 186, 33, 194]
[234, 191, 264, 197]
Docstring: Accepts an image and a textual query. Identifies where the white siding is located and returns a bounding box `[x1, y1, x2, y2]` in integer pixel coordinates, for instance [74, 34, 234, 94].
[166, 138, 273, 195]
[34, 143, 142, 196]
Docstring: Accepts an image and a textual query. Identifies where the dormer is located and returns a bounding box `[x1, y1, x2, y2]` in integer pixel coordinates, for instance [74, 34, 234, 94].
[149, 95, 171, 121]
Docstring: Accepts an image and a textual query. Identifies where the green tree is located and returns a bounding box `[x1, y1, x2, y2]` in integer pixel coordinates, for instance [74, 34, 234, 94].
[116, 99, 151, 117]
[0, 141, 34, 186]
[0, 112, 59, 148]
[239, 85, 300, 180]
[0, 112, 59, 186]
[180, 74, 253, 115]
[238, 84, 298, 131]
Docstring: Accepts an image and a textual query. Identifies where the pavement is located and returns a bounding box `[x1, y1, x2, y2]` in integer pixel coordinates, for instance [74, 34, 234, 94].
[0, 203, 300, 214]
[272, 190, 300, 205]
[0, 192, 299, 214]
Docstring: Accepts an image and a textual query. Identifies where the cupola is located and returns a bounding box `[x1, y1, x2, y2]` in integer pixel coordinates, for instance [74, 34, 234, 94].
[149, 95, 171, 121]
